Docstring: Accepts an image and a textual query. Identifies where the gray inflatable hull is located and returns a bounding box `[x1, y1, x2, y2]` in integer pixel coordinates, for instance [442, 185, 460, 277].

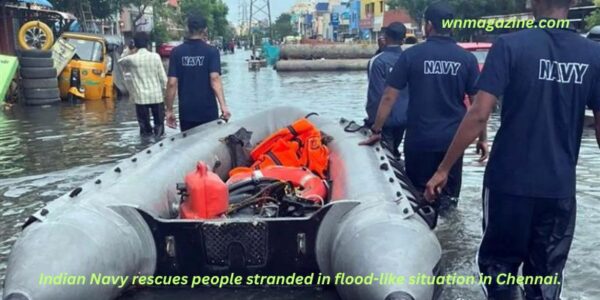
[3, 107, 441, 300]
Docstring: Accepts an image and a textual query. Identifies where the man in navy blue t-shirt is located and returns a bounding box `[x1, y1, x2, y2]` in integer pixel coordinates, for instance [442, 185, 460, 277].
[365, 22, 409, 157]
[425, 0, 600, 298]
[166, 15, 231, 132]
[361, 2, 488, 205]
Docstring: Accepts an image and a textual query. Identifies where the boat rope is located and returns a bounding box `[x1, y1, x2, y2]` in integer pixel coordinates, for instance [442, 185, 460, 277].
[343, 121, 368, 133]
[305, 112, 319, 119]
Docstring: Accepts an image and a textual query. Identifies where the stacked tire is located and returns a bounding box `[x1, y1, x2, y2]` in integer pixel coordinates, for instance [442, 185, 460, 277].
[19, 50, 60, 106]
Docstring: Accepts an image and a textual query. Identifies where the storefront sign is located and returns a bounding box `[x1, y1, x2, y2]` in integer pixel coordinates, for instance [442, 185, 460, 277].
[360, 14, 373, 29]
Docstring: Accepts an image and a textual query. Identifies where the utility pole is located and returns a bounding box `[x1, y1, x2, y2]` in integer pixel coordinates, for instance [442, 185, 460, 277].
[248, 0, 272, 51]
[238, 0, 249, 37]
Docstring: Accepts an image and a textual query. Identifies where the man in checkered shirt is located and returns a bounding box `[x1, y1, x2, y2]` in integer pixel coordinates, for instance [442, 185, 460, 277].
[119, 32, 167, 137]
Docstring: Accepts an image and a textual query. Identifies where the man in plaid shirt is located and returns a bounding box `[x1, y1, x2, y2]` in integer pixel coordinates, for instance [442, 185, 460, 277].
[119, 32, 167, 137]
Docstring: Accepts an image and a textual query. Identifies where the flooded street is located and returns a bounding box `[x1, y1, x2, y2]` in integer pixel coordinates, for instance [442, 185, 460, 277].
[1, 50, 599, 299]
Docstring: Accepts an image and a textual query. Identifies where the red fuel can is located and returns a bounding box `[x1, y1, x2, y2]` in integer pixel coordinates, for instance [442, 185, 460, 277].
[180, 162, 229, 219]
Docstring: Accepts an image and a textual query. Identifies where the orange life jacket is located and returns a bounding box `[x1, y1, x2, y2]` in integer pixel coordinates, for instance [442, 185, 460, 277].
[229, 118, 329, 178]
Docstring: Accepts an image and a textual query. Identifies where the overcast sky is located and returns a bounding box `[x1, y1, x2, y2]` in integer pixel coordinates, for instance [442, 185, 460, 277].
[224, 0, 297, 24]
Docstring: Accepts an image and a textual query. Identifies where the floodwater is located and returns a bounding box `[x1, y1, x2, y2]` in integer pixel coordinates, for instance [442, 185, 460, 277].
[1, 50, 599, 300]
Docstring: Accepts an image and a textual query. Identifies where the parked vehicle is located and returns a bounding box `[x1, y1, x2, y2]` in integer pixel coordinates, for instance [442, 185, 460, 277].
[158, 41, 182, 57]
[459, 42, 492, 108]
[57, 33, 122, 101]
[458, 42, 492, 71]
[588, 25, 600, 42]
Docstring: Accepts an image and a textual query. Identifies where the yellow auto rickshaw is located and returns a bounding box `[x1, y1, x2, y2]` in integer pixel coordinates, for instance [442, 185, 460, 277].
[58, 33, 122, 101]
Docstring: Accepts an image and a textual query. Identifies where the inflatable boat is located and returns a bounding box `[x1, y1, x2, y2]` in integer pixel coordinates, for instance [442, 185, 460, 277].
[3, 107, 442, 300]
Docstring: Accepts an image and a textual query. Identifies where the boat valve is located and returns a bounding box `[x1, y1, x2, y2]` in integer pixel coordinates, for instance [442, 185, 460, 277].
[176, 183, 188, 202]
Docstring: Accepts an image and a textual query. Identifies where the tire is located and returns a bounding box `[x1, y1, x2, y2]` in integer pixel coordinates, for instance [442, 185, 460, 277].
[20, 57, 54, 68]
[21, 78, 58, 89]
[18, 21, 54, 50]
[20, 67, 56, 79]
[23, 88, 60, 99]
[25, 97, 60, 106]
[19, 49, 52, 58]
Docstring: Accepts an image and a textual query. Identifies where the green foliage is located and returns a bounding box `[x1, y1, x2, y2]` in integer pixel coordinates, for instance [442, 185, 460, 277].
[387, 0, 528, 27]
[152, 1, 182, 41]
[585, 9, 600, 30]
[49, 0, 151, 20]
[50, 0, 82, 15]
[273, 13, 296, 41]
[151, 22, 170, 44]
[50, 0, 232, 40]
[386, 0, 529, 40]
[584, 0, 600, 29]
[178, 0, 230, 38]
[90, 0, 121, 19]
[122, 0, 162, 32]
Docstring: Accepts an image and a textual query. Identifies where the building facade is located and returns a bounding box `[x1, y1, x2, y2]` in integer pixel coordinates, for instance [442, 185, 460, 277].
[359, 0, 385, 40]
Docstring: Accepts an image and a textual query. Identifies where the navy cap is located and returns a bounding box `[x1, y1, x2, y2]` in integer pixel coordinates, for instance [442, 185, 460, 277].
[424, 1, 454, 32]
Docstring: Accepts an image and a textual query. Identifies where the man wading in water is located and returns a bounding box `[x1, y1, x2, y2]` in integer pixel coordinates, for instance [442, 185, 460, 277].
[361, 1, 488, 209]
[119, 32, 167, 138]
[365, 22, 409, 158]
[425, 0, 600, 299]
[166, 14, 231, 132]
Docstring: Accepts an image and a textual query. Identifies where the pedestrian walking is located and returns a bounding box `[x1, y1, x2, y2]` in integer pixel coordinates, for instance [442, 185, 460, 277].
[365, 22, 409, 157]
[425, 0, 600, 298]
[361, 1, 488, 207]
[166, 14, 231, 132]
[119, 32, 167, 138]
[121, 39, 136, 57]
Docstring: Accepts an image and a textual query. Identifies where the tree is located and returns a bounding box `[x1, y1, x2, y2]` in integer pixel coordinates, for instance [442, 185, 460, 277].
[151, 2, 181, 43]
[91, 0, 121, 19]
[50, 0, 154, 23]
[50, 0, 117, 19]
[387, 0, 431, 28]
[585, 0, 600, 30]
[122, 0, 162, 33]
[273, 13, 295, 40]
[387, 0, 529, 28]
[178, 0, 231, 39]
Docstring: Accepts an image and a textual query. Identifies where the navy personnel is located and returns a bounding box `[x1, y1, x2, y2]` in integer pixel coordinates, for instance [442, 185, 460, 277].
[166, 14, 231, 132]
[361, 1, 488, 206]
[425, 0, 600, 298]
[365, 22, 409, 157]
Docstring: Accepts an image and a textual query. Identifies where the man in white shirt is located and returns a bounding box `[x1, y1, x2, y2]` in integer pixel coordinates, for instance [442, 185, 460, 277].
[119, 32, 167, 137]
